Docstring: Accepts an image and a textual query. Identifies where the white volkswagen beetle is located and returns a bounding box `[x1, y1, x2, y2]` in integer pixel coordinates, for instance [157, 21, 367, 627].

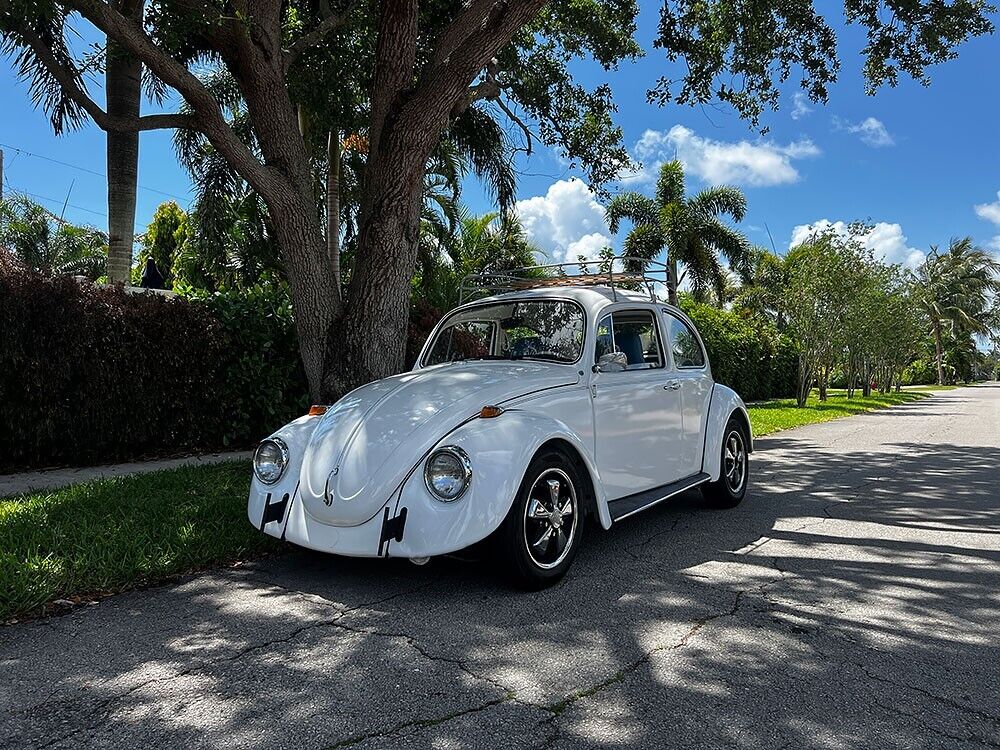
[248, 264, 752, 588]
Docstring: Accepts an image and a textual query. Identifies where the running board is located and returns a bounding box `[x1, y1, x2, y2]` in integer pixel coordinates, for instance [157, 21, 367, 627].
[608, 473, 711, 522]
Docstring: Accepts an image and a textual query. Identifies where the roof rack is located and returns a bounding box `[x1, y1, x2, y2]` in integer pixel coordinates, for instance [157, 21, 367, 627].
[459, 255, 671, 304]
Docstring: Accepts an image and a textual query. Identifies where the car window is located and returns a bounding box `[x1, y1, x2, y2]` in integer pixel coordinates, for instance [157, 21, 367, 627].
[424, 300, 585, 365]
[665, 313, 705, 368]
[595, 310, 663, 370]
[426, 320, 495, 364]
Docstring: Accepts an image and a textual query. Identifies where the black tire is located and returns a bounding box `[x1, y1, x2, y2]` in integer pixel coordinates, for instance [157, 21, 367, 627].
[701, 416, 750, 509]
[496, 448, 585, 589]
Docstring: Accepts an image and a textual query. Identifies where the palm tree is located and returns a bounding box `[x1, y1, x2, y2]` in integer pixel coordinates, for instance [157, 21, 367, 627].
[0, 194, 108, 278]
[606, 160, 752, 305]
[910, 237, 1000, 385]
[104, 0, 144, 283]
[732, 247, 790, 328]
[4, 5, 144, 283]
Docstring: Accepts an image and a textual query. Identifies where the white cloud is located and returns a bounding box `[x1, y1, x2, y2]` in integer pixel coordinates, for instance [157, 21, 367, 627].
[789, 219, 924, 269]
[515, 178, 612, 263]
[790, 92, 813, 120]
[974, 191, 1000, 226]
[565, 233, 611, 263]
[836, 116, 894, 147]
[626, 125, 820, 187]
[973, 192, 1000, 251]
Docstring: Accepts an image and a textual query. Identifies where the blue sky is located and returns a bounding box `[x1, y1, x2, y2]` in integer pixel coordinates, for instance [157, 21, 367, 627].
[2, 6, 999, 268]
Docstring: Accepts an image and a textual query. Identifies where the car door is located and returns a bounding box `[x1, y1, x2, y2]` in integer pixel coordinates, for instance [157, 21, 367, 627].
[591, 307, 684, 499]
[661, 309, 713, 478]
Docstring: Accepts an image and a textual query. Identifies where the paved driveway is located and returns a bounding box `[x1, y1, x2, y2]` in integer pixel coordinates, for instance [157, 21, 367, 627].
[2, 386, 998, 749]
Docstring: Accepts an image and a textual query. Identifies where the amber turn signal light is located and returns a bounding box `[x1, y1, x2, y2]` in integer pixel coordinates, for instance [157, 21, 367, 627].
[480, 405, 504, 419]
[308, 405, 328, 416]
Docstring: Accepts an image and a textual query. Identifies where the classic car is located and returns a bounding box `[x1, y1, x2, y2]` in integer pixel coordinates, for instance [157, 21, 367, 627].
[248, 261, 752, 587]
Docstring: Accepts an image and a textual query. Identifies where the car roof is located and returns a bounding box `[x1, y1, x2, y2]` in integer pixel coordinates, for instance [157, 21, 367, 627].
[457, 285, 683, 320]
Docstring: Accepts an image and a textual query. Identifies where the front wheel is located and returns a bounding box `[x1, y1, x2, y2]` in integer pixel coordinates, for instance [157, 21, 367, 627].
[702, 416, 749, 508]
[495, 449, 585, 589]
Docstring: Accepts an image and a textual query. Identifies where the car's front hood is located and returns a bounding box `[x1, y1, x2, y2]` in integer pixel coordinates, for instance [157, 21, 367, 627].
[299, 361, 580, 526]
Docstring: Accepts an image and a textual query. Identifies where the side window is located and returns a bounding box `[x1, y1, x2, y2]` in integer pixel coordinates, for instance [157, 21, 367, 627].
[595, 310, 663, 370]
[666, 314, 705, 368]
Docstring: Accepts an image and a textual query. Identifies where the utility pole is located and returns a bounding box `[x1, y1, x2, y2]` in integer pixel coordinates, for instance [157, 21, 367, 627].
[0, 148, 4, 200]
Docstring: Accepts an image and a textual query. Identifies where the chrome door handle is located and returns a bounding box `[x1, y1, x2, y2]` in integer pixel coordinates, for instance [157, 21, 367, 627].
[663, 380, 681, 390]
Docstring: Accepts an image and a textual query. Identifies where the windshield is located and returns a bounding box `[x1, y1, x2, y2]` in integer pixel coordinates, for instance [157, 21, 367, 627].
[423, 300, 585, 366]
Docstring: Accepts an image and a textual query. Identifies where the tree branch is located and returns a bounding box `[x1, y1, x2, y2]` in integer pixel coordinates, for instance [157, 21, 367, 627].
[65, 0, 276, 199]
[495, 96, 532, 156]
[411, 0, 546, 126]
[17, 26, 194, 132]
[284, 3, 353, 70]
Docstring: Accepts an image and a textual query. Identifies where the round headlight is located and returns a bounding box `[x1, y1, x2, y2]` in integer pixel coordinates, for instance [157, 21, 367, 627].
[424, 446, 472, 502]
[254, 438, 288, 485]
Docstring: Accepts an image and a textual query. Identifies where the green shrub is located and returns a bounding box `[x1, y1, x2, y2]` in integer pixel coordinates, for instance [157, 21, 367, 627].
[901, 358, 937, 385]
[679, 299, 798, 401]
[0, 266, 307, 471]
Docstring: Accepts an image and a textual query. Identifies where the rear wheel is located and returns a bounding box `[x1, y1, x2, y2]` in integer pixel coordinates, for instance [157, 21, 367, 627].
[702, 416, 749, 508]
[496, 449, 584, 589]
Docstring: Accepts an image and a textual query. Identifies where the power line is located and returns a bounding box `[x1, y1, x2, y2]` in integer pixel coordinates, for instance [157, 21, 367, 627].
[0, 142, 191, 203]
[5, 184, 108, 219]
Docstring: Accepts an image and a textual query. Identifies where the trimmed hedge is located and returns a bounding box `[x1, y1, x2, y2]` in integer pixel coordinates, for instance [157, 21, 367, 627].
[680, 299, 798, 402]
[0, 266, 307, 472]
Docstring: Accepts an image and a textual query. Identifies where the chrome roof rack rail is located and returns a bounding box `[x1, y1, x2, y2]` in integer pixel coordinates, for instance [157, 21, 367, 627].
[459, 255, 670, 305]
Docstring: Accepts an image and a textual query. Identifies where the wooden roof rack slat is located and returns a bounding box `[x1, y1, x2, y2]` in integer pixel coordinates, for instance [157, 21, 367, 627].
[459, 256, 670, 304]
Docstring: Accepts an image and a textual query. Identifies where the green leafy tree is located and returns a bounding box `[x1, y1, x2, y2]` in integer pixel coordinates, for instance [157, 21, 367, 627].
[910, 237, 1000, 385]
[784, 230, 864, 406]
[137, 200, 188, 286]
[606, 160, 751, 305]
[3, 1, 992, 400]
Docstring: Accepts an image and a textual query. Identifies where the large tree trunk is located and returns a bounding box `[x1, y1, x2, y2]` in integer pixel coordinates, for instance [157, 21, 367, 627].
[322, 158, 426, 400]
[105, 0, 143, 283]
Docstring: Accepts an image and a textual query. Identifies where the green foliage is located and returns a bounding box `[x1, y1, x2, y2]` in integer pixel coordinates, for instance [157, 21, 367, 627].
[137, 200, 190, 286]
[651, 0, 994, 127]
[0, 461, 278, 620]
[679, 296, 797, 401]
[910, 237, 1000, 383]
[901, 359, 937, 386]
[0, 265, 308, 471]
[181, 281, 310, 440]
[0, 195, 107, 279]
[606, 160, 751, 302]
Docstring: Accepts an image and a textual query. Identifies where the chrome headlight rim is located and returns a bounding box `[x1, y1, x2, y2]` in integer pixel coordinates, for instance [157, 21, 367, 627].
[253, 437, 289, 485]
[424, 445, 472, 502]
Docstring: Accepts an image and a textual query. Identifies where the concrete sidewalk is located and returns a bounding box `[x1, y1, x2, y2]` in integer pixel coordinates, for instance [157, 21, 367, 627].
[0, 451, 252, 497]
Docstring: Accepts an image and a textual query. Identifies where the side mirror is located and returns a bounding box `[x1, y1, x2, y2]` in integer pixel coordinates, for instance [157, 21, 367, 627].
[595, 351, 628, 373]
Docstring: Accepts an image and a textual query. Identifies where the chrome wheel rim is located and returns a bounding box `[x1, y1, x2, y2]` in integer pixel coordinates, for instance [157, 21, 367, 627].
[724, 430, 747, 493]
[522, 468, 578, 570]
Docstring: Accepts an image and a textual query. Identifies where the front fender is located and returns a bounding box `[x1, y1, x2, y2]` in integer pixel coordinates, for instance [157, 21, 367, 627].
[247, 413, 323, 536]
[702, 384, 753, 482]
[387, 409, 609, 558]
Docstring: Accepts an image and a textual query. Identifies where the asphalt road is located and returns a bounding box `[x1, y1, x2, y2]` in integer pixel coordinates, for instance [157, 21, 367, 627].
[2, 385, 999, 749]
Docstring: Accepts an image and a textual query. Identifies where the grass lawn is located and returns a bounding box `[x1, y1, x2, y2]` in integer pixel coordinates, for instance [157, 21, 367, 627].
[0, 460, 278, 622]
[748, 390, 932, 437]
